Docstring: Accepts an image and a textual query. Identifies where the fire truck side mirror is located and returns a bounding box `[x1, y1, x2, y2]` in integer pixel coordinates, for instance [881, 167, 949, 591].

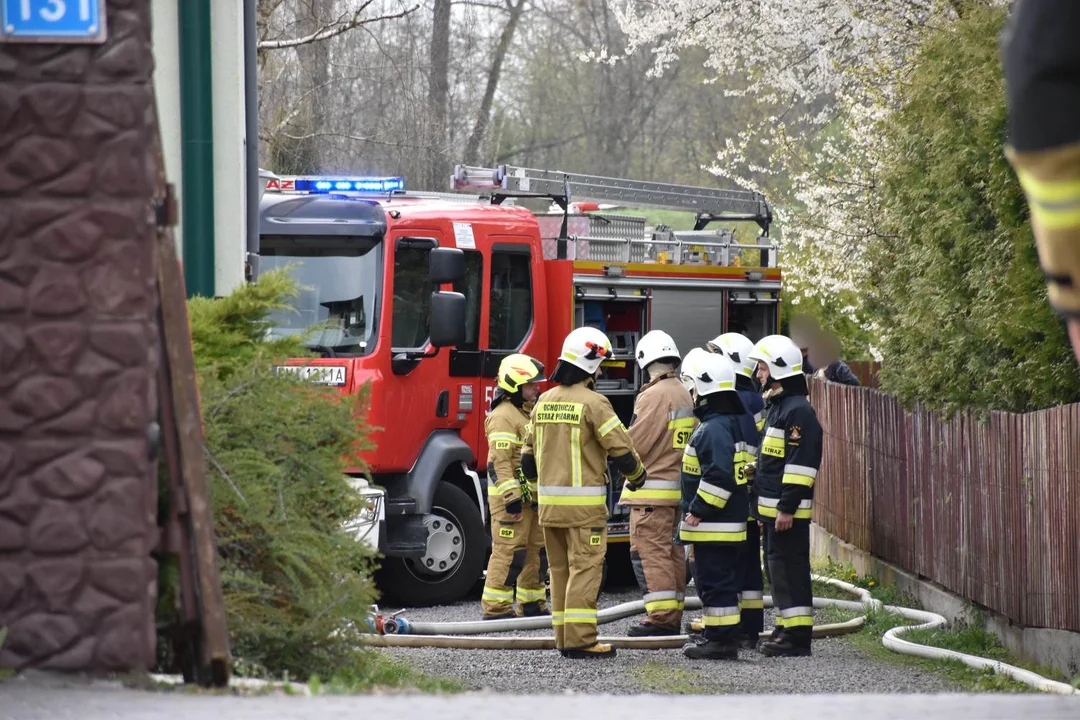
[429, 247, 466, 284]
[429, 291, 467, 348]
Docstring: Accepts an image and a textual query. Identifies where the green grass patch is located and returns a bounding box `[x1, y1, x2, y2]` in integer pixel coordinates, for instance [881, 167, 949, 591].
[812, 557, 921, 609]
[629, 661, 715, 695]
[904, 622, 1068, 687]
[837, 608, 1035, 692]
[811, 579, 858, 601]
[232, 650, 462, 695]
[817, 604, 864, 626]
[309, 652, 463, 694]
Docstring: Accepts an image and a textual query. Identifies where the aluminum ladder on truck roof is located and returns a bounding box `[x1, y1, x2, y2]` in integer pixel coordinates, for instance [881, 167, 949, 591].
[450, 164, 773, 234]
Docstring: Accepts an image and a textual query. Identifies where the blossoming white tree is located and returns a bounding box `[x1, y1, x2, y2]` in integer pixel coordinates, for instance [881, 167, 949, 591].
[605, 0, 1000, 347]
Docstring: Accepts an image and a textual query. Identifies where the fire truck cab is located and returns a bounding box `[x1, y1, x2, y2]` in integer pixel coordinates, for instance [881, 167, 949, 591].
[258, 165, 780, 606]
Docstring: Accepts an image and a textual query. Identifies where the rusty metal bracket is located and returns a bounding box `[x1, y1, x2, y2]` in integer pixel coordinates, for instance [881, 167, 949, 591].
[155, 184, 179, 227]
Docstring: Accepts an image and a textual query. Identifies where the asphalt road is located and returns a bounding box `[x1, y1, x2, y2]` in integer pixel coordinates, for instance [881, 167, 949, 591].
[3, 675, 1079, 720]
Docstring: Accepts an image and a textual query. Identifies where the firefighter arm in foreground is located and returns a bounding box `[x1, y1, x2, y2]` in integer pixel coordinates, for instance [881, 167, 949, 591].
[686, 425, 736, 523]
[776, 406, 823, 531]
[1003, 0, 1080, 362]
[487, 414, 524, 516]
[594, 401, 646, 490]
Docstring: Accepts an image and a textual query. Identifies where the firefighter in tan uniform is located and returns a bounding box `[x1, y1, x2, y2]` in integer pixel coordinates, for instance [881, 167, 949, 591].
[481, 354, 549, 619]
[521, 327, 647, 659]
[619, 330, 696, 637]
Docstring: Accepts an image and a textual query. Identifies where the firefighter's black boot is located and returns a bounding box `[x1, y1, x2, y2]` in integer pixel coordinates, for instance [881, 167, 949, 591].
[759, 636, 812, 657]
[757, 625, 783, 650]
[627, 621, 680, 637]
[520, 602, 550, 617]
[740, 633, 760, 650]
[683, 639, 739, 660]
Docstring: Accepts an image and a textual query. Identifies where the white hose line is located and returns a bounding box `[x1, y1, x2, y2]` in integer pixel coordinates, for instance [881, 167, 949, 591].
[373, 587, 866, 644]
[810, 575, 1080, 697]
[392, 598, 678, 635]
[360, 615, 864, 650]
[392, 592, 869, 637]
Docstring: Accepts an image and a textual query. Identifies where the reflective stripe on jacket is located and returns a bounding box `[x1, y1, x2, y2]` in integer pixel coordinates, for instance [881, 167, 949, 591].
[678, 409, 750, 544]
[521, 380, 643, 528]
[754, 391, 823, 522]
[485, 401, 529, 505]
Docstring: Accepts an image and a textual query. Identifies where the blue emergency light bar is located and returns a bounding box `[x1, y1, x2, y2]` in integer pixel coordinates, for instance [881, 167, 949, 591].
[295, 177, 406, 194]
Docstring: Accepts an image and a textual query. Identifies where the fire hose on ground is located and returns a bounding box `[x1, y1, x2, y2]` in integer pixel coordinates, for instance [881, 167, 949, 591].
[362, 575, 1080, 696]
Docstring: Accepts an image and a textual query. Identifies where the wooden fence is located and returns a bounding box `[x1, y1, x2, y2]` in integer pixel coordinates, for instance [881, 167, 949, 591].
[810, 378, 1080, 632]
[845, 360, 881, 389]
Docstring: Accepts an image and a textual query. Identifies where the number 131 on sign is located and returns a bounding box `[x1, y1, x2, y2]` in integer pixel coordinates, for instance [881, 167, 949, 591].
[1, 0, 107, 44]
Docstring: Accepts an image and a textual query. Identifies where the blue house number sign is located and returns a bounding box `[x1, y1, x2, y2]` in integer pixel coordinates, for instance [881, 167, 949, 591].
[1, 0, 107, 44]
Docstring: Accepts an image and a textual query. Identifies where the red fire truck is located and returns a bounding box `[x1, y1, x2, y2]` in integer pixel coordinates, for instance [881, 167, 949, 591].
[258, 164, 780, 606]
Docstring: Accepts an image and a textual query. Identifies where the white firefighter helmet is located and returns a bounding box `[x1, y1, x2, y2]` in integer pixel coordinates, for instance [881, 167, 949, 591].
[707, 332, 756, 378]
[635, 330, 680, 370]
[748, 334, 803, 381]
[681, 348, 737, 398]
[558, 326, 613, 374]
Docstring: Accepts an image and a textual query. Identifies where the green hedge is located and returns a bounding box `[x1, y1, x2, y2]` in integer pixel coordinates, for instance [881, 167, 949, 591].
[867, 4, 1080, 412]
[158, 269, 379, 680]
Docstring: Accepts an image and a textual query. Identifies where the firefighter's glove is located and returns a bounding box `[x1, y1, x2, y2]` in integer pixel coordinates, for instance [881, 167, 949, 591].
[743, 461, 757, 483]
[611, 452, 646, 491]
[520, 452, 538, 482]
[517, 468, 533, 503]
[504, 498, 523, 516]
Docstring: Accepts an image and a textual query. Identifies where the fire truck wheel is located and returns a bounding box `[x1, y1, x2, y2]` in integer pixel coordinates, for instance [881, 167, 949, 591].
[377, 482, 486, 607]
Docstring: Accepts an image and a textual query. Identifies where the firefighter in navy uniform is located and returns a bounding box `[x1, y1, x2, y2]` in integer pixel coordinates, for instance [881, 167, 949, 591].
[481, 354, 549, 620]
[520, 327, 647, 659]
[677, 351, 750, 660]
[1002, 0, 1080, 363]
[707, 332, 766, 647]
[748, 335, 823, 657]
[620, 330, 697, 637]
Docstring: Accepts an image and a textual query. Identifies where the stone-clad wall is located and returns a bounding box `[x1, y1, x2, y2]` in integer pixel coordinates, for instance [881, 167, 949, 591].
[0, 0, 160, 672]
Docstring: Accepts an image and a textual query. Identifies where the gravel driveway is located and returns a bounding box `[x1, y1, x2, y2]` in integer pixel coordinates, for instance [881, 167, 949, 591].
[375, 583, 951, 694]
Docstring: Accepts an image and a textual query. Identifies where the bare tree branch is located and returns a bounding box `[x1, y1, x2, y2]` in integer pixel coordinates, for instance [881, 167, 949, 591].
[454, 0, 511, 10]
[264, 129, 441, 152]
[265, 78, 340, 138]
[258, 2, 420, 51]
[496, 131, 591, 162]
[464, 0, 528, 164]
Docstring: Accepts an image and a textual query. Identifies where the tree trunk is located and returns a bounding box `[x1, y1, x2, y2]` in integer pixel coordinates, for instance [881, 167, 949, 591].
[427, 0, 452, 190]
[291, 0, 332, 173]
[463, 0, 528, 165]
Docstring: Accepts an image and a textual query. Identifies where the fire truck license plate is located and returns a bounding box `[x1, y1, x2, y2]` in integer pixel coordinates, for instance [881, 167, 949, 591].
[274, 365, 348, 386]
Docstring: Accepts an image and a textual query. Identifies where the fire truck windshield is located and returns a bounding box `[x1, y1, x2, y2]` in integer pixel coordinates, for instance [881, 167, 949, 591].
[259, 243, 381, 357]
